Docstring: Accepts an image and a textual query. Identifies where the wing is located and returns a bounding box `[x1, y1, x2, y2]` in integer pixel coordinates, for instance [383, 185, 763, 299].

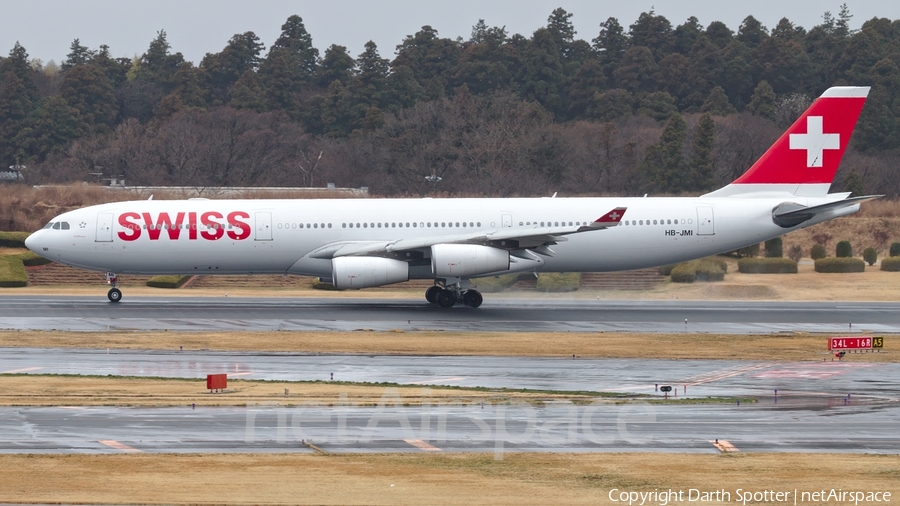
[309, 207, 627, 260]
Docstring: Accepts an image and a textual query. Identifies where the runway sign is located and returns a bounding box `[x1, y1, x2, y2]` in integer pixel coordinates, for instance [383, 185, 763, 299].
[829, 336, 877, 350]
[207, 374, 227, 391]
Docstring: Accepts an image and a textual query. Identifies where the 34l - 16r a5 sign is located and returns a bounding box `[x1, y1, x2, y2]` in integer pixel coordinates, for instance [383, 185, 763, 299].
[829, 336, 883, 350]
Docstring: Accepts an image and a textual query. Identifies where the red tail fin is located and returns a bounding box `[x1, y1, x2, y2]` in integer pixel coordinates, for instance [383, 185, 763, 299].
[708, 86, 868, 196]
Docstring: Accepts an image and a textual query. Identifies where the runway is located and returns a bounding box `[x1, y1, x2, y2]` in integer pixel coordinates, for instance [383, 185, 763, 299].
[1, 347, 898, 454]
[2, 402, 898, 454]
[2, 296, 900, 333]
[2, 347, 897, 400]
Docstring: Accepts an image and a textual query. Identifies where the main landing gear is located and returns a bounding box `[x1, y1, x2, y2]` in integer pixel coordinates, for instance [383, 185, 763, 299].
[106, 272, 122, 303]
[425, 282, 482, 308]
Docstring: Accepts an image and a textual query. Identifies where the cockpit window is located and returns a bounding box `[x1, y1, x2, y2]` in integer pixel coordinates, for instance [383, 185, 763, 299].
[43, 222, 54, 229]
[52, 222, 61, 230]
[60, 222, 70, 230]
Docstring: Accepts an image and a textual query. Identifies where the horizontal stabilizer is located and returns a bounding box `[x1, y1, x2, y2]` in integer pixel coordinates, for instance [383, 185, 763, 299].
[772, 195, 881, 228]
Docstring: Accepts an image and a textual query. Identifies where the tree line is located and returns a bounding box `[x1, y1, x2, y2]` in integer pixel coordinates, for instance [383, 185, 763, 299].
[1, 6, 899, 197]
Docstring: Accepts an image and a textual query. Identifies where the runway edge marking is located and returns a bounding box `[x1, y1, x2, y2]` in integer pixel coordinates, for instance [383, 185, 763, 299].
[98, 440, 142, 453]
[710, 439, 739, 453]
[404, 439, 442, 452]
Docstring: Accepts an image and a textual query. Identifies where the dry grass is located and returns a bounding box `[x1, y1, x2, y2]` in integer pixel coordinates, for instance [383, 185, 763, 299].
[0, 453, 895, 505]
[0, 375, 599, 407]
[0, 330, 893, 362]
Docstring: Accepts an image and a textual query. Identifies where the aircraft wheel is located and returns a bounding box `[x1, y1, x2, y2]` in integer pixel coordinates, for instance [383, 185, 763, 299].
[463, 289, 483, 308]
[425, 286, 442, 304]
[108, 288, 122, 303]
[437, 289, 456, 308]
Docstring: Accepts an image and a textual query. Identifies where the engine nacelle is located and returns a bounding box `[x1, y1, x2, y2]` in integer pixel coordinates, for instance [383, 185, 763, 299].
[431, 244, 510, 277]
[332, 256, 409, 289]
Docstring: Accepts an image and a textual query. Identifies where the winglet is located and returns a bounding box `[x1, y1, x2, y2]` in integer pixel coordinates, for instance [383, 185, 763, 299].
[579, 207, 627, 231]
[595, 207, 627, 224]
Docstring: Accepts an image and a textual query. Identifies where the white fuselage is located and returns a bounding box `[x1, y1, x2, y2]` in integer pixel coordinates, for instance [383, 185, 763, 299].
[26, 195, 849, 278]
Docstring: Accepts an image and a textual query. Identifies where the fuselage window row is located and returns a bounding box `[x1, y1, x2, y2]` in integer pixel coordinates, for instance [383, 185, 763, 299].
[622, 219, 692, 226]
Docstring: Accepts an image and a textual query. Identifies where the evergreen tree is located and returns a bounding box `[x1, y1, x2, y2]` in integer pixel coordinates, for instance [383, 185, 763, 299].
[567, 59, 607, 119]
[454, 23, 513, 94]
[674, 17, 702, 55]
[258, 15, 319, 116]
[93, 45, 131, 89]
[269, 15, 319, 78]
[59, 64, 118, 133]
[747, 80, 776, 120]
[642, 112, 688, 193]
[705, 21, 734, 49]
[629, 10, 675, 60]
[0, 42, 39, 103]
[0, 70, 33, 164]
[701, 86, 736, 115]
[637, 91, 677, 121]
[842, 169, 864, 196]
[613, 46, 658, 94]
[592, 17, 627, 82]
[689, 112, 716, 191]
[138, 30, 185, 89]
[317, 44, 355, 87]
[202, 31, 264, 104]
[736, 16, 768, 48]
[229, 69, 267, 112]
[20, 96, 86, 160]
[518, 28, 565, 115]
[61, 39, 95, 71]
[546, 7, 576, 60]
[392, 26, 461, 99]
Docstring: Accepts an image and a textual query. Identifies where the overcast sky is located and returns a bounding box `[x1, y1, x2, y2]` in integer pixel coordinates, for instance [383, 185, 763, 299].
[2, 0, 899, 66]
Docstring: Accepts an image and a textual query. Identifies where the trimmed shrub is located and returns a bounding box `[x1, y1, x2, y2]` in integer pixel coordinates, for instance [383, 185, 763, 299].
[836, 240, 853, 258]
[787, 245, 803, 262]
[0, 231, 30, 248]
[14, 251, 52, 267]
[764, 237, 783, 258]
[863, 247, 878, 266]
[472, 273, 523, 293]
[146, 275, 192, 289]
[891, 243, 900, 257]
[312, 278, 340, 290]
[725, 243, 760, 258]
[814, 257, 865, 273]
[738, 257, 798, 274]
[670, 258, 726, 283]
[811, 244, 826, 260]
[658, 264, 676, 276]
[881, 257, 900, 272]
[535, 272, 581, 292]
[0, 255, 28, 287]
[670, 263, 697, 283]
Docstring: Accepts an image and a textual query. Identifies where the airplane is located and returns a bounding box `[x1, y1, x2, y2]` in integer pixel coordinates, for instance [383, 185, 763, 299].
[25, 86, 875, 307]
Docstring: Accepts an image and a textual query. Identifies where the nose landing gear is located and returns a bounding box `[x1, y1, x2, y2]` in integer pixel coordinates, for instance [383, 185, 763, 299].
[106, 272, 122, 303]
[424, 280, 482, 308]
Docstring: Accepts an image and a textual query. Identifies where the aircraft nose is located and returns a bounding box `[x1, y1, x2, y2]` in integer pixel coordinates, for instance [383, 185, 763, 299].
[24, 231, 41, 253]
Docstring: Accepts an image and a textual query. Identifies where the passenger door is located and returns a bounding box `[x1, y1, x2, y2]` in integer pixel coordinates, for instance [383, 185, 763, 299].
[96, 213, 113, 242]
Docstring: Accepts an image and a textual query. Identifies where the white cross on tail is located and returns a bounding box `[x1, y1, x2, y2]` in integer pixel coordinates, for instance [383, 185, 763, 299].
[789, 116, 840, 167]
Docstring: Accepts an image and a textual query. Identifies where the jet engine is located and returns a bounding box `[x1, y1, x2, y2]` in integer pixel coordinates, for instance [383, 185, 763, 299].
[431, 244, 510, 277]
[332, 256, 409, 289]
